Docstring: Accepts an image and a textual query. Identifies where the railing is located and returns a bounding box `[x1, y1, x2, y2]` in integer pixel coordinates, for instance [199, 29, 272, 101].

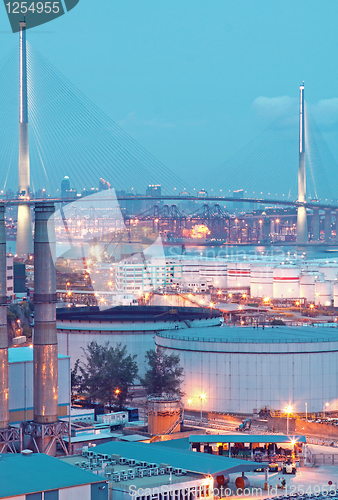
[157, 331, 338, 343]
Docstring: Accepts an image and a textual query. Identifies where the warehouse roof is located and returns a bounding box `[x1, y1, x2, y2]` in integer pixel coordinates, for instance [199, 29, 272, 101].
[0, 452, 105, 498]
[8, 346, 68, 363]
[92, 440, 267, 475]
[157, 324, 338, 344]
[189, 435, 307, 444]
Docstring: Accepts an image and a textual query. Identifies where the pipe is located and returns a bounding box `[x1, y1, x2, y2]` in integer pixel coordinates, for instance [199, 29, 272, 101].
[0, 204, 8, 430]
[33, 202, 58, 424]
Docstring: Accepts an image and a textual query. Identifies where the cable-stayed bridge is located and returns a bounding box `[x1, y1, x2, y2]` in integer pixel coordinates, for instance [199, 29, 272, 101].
[1, 22, 338, 253]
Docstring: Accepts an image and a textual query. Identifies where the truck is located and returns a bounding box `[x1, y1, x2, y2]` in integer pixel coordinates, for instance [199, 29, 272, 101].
[282, 459, 296, 474]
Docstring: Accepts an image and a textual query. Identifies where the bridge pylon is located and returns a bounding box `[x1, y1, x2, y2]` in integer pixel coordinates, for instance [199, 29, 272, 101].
[296, 82, 308, 244]
[16, 20, 33, 257]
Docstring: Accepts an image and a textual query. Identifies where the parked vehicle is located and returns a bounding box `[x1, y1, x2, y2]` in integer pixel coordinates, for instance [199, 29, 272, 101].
[282, 459, 296, 474]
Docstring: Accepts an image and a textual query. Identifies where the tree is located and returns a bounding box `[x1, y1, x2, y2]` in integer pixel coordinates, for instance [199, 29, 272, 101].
[140, 348, 184, 397]
[79, 342, 138, 409]
[71, 359, 82, 400]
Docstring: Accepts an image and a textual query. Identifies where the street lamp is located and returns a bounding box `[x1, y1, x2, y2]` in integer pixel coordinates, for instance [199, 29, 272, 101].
[305, 402, 308, 421]
[199, 394, 205, 422]
[183, 398, 192, 424]
[324, 402, 329, 418]
[284, 405, 293, 435]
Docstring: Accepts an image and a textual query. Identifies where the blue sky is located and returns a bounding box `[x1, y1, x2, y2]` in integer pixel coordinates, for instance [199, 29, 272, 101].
[1, 0, 338, 196]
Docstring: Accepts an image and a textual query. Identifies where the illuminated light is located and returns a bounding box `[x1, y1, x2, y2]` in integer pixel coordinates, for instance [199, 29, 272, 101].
[217, 290, 222, 295]
[188, 399, 192, 404]
[188, 293, 192, 298]
[163, 295, 168, 299]
[242, 293, 247, 299]
[115, 389, 120, 395]
[295, 301, 300, 306]
[284, 405, 293, 415]
[67, 291, 72, 296]
[108, 282, 112, 286]
[326, 301, 331, 306]
[310, 304, 314, 309]
[29, 344, 33, 348]
[199, 394, 205, 400]
[209, 302, 214, 308]
[228, 293, 232, 298]
[315, 292, 319, 297]
[263, 297, 270, 303]
[290, 439, 296, 446]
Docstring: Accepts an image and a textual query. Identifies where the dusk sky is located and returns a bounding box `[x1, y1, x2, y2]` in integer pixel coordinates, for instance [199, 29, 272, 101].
[1, 0, 338, 196]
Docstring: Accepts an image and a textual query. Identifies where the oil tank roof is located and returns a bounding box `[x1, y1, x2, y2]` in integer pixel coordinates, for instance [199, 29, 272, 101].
[0, 452, 105, 498]
[56, 305, 221, 323]
[92, 440, 267, 475]
[157, 324, 338, 344]
[8, 346, 69, 363]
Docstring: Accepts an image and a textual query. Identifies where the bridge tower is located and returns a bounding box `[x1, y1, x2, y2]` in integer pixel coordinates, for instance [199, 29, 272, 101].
[296, 82, 308, 244]
[16, 20, 33, 257]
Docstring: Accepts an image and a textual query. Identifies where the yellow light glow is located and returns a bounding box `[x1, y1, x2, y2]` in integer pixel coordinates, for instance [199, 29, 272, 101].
[188, 399, 192, 404]
[263, 297, 270, 302]
[284, 405, 293, 414]
[310, 304, 314, 309]
[200, 393, 205, 400]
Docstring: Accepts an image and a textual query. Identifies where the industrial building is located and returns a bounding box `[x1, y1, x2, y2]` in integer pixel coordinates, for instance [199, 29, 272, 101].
[8, 347, 70, 424]
[156, 324, 338, 414]
[57, 305, 222, 374]
[61, 440, 266, 500]
[0, 451, 108, 500]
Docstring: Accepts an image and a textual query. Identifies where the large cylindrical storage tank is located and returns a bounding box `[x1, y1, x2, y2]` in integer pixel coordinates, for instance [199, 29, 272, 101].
[299, 272, 323, 302]
[273, 266, 300, 298]
[156, 325, 338, 414]
[318, 265, 338, 282]
[250, 265, 273, 298]
[227, 262, 250, 288]
[334, 283, 338, 308]
[199, 260, 227, 288]
[315, 280, 332, 306]
[147, 397, 181, 435]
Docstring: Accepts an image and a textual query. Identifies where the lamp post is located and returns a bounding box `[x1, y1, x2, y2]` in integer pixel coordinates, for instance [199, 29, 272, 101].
[305, 402, 308, 421]
[199, 394, 205, 422]
[284, 405, 293, 435]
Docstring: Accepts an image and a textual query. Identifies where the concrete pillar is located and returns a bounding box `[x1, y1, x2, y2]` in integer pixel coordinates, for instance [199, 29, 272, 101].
[16, 21, 33, 257]
[0, 204, 8, 430]
[33, 202, 58, 424]
[312, 208, 320, 242]
[297, 206, 308, 244]
[324, 210, 331, 244]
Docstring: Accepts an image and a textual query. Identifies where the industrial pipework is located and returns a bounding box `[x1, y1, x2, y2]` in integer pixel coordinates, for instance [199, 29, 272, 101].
[33, 202, 58, 424]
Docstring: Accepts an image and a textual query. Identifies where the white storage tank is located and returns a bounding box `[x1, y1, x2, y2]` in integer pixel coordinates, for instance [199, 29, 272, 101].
[250, 265, 273, 298]
[299, 272, 323, 302]
[157, 324, 338, 414]
[227, 262, 250, 289]
[315, 280, 332, 306]
[317, 265, 338, 282]
[273, 266, 300, 299]
[334, 282, 338, 308]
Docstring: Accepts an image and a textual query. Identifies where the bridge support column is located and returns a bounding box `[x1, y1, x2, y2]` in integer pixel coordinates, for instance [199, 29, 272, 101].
[325, 210, 331, 244]
[297, 206, 308, 244]
[333, 212, 338, 243]
[312, 208, 320, 242]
